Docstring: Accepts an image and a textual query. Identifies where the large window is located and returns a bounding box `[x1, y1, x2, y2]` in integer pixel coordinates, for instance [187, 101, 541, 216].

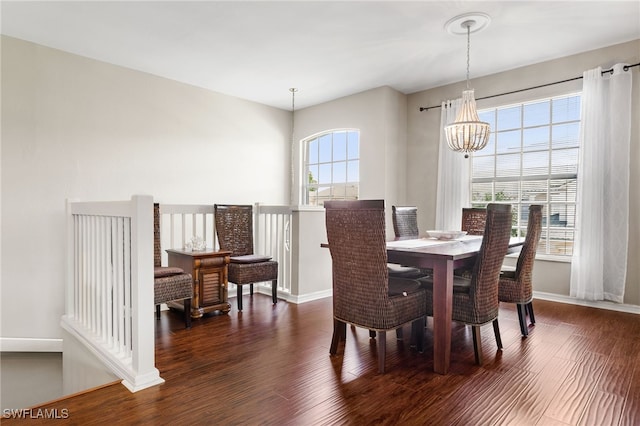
[471, 94, 581, 256]
[304, 129, 359, 206]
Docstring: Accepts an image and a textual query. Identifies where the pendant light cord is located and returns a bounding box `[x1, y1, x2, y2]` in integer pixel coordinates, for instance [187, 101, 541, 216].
[466, 23, 471, 90]
[289, 88, 297, 206]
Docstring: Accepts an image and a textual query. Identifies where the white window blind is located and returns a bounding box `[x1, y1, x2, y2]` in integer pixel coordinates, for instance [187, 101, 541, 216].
[471, 94, 581, 256]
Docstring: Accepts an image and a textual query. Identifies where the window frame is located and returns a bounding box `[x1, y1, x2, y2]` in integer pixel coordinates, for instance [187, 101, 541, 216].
[302, 129, 360, 206]
[470, 93, 581, 258]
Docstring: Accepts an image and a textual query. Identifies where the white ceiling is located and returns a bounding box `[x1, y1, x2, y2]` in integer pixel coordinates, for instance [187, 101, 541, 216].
[2, 1, 639, 110]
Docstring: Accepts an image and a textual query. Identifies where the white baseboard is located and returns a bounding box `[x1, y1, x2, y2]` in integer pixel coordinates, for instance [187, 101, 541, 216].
[533, 291, 640, 314]
[253, 286, 332, 304]
[0, 337, 63, 352]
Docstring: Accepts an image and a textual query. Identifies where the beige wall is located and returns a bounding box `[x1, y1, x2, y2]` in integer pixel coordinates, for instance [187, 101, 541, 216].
[407, 39, 640, 306]
[1, 36, 291, 340]
[294, 85, 409, 237]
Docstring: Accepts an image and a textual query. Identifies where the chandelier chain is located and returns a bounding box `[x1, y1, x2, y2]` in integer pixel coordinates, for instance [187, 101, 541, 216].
[466, 24, 471, 89]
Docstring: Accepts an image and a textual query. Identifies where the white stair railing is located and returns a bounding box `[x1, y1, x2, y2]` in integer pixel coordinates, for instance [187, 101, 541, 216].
[254, 204, 292, 295]
[157, 204, 217, 266]
[157, 203, 292, 296]
[62, 195, 162, 392]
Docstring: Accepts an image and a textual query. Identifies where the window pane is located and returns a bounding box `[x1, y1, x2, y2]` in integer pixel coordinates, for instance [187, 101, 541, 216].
[552, 123, 580, 149]
[333, 132, 347, 161]
[319, 134, 332, 162]
[347, 160, 359, 182]
[471, 182, 493, 203]
[495, 181, 519, 201]
[523, 126, 549, 151]
[496, 153, 521, 177]
[522, 151, 549, 176]
[522, 180, 548, 202]
[550, 179, 576, 203]
[547, 229, 574, 255]
[472, 156, 494, 178]
[308, 139, 318, 164]
[496, 130, 521, 154]
[333, 161, 346, 183]
[551, 148, 578, 175]
[524, 100, 550, 127]
[549, 203, 574, 228]
[307, 165, 318, 186]
[347, 132, 359, 159]
[553, 95, 581, 122]
[497, 106, 521, 131]
[318, 163, 331, 183]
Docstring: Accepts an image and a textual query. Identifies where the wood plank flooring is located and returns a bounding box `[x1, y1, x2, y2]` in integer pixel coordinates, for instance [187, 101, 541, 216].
[6, 295, 640, 425]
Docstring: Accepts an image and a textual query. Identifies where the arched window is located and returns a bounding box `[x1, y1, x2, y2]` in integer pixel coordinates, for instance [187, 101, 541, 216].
[303, 129, 359, 206]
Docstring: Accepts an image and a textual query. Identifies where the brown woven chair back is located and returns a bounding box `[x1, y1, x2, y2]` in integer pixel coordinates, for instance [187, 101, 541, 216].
[462, 207, 487, 235]
[499, 205, 542, 303]
[392, 206, 419, 238]
[514, 205, 543, 297]
[214, 204, 254, 256]
[325, 200, 391, 326]
[466, 204, 512, 323]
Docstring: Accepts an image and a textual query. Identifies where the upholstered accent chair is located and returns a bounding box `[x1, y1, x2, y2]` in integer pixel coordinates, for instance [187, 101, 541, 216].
[214, 204, 278, 311]
[154, 203, 193, 328]
[420, 203, 512, 365]
[325, 200, 427, 374]
[499, 204, 543, 337]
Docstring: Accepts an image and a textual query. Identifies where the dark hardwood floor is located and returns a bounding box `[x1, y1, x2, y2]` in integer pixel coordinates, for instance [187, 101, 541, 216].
[7, 295, 640, 425]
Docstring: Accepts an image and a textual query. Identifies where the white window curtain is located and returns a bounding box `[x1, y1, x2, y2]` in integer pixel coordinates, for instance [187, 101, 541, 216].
[570, 64, 632, 303]
[435, 99, 470, 231]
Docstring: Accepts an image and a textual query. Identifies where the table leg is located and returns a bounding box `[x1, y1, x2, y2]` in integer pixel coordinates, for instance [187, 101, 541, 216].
[432, 258, 453, 374]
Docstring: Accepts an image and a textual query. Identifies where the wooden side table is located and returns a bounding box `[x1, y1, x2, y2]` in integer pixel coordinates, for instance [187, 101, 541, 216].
[166, 248, 231, 318]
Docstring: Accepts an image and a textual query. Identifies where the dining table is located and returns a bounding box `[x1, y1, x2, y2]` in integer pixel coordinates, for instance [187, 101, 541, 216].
[386, 235, 524, 374]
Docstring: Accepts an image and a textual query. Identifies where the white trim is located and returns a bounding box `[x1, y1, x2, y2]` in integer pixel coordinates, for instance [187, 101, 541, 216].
[61, 316, 165, 392]
[533, 291, 640, 314]
[254, 287, 332, 304]
[0, 337, 64, 352]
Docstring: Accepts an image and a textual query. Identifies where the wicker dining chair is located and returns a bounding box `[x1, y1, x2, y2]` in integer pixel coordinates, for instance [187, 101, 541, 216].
[388, 206, 427, 280]
[325, 200, 427, 374]
[462, 207, 488, 236]
[392, 206, 419, 238]
[154, 203, 193, 328]
[499, 205, 543, 337]
[420, 203, 512, 365]
[214, 204, 278, 311]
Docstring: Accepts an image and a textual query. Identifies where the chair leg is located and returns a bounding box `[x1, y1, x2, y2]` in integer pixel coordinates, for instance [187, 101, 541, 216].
[237, 285, 243, 311]
[377, 330, 387, 374]
[472, 325, 483, 365]
[411, 318, 425, 353]
[493, 319, 503, 350]
[369, 330, 376, 338]
[516, 304, 528, 337]
[155, 304, 161, 320]
[396, 327, 404, 340]
[526, 302, 536, 325]
[184, 298, 192, 329]
[272, 280, 278, 304]
[330, 319, 346, 355]
[250, 283, 254, 295]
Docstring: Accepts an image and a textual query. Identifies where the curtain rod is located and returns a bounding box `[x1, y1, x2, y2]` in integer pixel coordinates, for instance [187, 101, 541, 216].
[419, 62, 640, 112]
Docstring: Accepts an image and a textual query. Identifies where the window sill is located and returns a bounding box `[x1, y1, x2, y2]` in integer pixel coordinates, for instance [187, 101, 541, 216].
[505, 252, 572, 263]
